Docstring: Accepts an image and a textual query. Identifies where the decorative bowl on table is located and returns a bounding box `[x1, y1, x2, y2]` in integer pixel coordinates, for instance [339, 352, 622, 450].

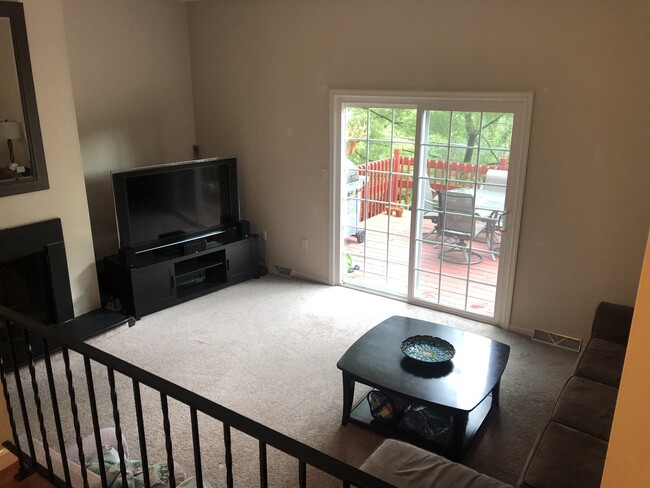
[400, 335, 455, 363]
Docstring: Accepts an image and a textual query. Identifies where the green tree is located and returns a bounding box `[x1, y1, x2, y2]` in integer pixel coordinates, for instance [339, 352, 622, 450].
[345, 107, 416, 165]
[345, 107, 513, 167]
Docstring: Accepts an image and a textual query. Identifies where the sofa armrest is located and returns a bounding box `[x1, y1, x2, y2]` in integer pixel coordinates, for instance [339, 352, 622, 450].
[361, 439, 513, 488]
[591, 302, 633, 345]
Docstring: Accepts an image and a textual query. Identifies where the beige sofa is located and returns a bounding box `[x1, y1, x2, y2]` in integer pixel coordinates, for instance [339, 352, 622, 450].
[360, 302, 633, 488]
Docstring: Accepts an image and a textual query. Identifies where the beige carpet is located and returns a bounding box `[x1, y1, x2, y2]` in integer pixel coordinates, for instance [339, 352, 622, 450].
[9, 275, 577, 486]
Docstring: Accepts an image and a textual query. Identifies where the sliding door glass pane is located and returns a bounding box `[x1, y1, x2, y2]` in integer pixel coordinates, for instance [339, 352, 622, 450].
[341, 106, 416, 296]
[413, 109, 513, 317]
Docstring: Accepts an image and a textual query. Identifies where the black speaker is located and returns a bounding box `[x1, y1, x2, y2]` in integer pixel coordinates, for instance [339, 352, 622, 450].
[238, 220, 250, 239]
[184, 239, 207, 255]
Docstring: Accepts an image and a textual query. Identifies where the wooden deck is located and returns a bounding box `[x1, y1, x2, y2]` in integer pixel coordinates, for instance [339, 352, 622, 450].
[343, 210, 499, 317]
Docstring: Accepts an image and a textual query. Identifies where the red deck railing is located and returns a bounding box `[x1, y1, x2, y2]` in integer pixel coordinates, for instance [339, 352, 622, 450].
[356, 149, 508, 221]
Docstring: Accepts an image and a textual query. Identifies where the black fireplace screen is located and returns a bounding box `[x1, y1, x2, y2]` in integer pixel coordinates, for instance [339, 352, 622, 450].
[0, 251, 55, 325]
[0, 219, 73, 325]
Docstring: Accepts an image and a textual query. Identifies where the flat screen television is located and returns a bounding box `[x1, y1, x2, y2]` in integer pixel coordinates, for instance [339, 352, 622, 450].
[111, 157, 240, 252]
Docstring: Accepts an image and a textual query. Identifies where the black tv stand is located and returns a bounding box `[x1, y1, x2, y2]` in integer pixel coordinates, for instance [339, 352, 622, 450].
[103, 231, 258, 319]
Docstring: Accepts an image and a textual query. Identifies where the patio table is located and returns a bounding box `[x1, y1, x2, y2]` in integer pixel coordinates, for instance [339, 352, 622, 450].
[452, 187, 505, 216]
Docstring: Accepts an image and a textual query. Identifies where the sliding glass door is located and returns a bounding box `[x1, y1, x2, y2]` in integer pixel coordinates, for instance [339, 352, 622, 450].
[332, 92, 533, 326]
[340, 106, 416, 296]
[412, 109, 513, 317]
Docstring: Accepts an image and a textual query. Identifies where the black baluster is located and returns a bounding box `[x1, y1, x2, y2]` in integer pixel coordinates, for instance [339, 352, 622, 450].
[259, 440, 268, 488]
[83, 357, 107, 488]
[107, 367, 128, 488]
[223, 423, 233, 488]
[42, 338, 71, 486]
[132, 380, 151, 488]
[299, 460, 306, 488]
[0, 322, 28, 477]
[160, 393, 176, 488]
[5, 323, 36, 471]
[62, 347, 89, 488]
[23, 330, 53, 478]
[190, 407, 203, 487]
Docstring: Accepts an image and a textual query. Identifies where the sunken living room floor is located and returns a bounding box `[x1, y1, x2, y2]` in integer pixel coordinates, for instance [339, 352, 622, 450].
[11, 274, 577, 487]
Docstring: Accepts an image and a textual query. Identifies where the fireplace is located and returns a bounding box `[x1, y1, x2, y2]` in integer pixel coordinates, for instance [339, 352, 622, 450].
[0, 219, 133, 366]
[0, 219, 74, 325]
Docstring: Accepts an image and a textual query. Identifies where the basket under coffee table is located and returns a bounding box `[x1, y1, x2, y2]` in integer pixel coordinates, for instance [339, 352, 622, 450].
[337, 315, 510, 460]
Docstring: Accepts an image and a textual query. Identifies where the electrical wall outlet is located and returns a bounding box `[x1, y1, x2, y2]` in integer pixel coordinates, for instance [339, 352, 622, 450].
[301, 239, 308, 250]
[262, 230, 267, 241]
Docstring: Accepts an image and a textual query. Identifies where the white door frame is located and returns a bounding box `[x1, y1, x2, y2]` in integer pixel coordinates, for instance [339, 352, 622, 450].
[329, 90, 534, 329]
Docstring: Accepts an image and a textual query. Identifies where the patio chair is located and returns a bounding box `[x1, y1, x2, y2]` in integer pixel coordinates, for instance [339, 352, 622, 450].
[439, 192, 482, 265]
[421, 179, 443, 240]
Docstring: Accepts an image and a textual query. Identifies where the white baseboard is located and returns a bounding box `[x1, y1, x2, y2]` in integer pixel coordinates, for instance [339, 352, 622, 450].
[292, 270, 329, 285]
[0, 448, 16, 471]
[268, 263, 329, 285]
[508, 324, 533, 338]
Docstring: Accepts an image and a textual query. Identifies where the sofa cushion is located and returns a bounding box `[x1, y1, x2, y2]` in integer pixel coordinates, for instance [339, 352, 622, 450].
[552, 376, 617, 440]
[590, 302, 633, 345]
[518, 421, 607, 488]
[360, 439, 512, 488]
[575, 337, 626, 387]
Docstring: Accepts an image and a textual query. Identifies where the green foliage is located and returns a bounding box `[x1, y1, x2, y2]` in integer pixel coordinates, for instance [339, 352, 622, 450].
[345, 106, 513, 167]
[346, 107, 416, 165]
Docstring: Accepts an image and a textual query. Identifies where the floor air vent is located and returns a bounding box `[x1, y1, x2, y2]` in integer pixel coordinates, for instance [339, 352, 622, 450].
[274, 265, 293, 277]
[532, 329, 582, 352]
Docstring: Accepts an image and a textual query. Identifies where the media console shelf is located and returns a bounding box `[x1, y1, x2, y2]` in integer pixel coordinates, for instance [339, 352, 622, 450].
[103, 232, 258, 319]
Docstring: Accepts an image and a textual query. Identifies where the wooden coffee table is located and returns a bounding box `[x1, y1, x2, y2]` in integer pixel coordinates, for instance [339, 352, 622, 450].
[337, 316, 510, 460]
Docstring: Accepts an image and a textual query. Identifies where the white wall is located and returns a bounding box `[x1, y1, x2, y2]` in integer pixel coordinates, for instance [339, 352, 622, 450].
[61, 0, 196, 260]
[187, 0, 650, 339]
[0, 0, 99, 316]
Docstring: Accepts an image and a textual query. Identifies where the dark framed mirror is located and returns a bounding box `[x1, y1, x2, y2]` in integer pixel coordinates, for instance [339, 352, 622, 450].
[0, 1, 48, 197]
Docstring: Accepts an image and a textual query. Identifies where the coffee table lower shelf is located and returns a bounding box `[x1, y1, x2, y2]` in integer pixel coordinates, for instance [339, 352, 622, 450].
[348, 391, 494, 460]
